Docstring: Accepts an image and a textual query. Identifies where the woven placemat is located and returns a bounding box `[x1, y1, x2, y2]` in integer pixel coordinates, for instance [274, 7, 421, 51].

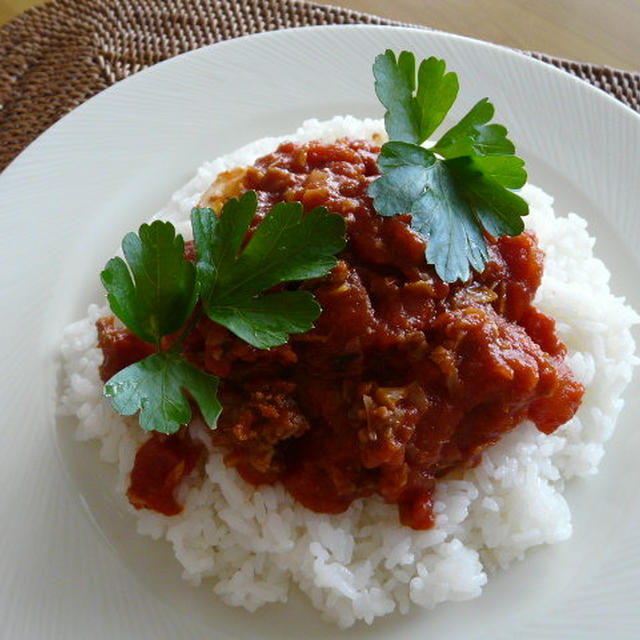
[1, 0, 638, 171]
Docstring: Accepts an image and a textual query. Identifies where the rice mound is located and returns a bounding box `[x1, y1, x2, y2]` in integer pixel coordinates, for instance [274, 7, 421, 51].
[58, 116, 639, 628]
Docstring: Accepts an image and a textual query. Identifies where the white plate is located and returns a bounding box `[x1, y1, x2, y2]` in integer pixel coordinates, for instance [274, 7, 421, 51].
[1, 25, 639, 640]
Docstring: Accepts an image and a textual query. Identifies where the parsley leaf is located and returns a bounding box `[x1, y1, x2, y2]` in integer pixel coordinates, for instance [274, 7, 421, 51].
[432, 97, 516, 159]
[103, 353, 221, 434]
[373, 52, 459, 144]
[369, 50, 528, 282]
[191, 192, 346, 349]
[100, 221, 197, 347]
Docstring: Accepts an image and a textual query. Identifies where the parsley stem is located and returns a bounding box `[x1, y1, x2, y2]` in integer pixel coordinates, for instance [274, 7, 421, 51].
[169, 307, 204, 354]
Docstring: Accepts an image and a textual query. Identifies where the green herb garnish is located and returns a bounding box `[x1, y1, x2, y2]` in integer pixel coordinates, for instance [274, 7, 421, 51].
[192, 191, 345, 349]
[101, 221, 198, 348]
[368, 50, 528, 282]
[104, 353, 221, 435]
[101, 193, 345, 433]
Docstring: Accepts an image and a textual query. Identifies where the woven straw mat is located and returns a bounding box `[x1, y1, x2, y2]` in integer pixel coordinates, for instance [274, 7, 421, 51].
[1, 0, 639, 171]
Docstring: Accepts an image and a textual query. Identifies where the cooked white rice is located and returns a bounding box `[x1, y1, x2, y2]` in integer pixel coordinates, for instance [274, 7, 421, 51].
[58, 116, 639, 628]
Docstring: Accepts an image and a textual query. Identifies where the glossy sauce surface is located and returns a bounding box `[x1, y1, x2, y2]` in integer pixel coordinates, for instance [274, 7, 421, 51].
[98, 138, 583, 529]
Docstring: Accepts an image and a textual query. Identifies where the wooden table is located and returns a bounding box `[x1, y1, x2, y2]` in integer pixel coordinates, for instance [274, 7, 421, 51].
[313, 0, 639, 71]
[1, 0, 638, 71]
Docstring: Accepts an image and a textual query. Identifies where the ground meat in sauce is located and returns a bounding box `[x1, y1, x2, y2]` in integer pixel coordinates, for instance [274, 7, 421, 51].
[97, 138, 584, 529]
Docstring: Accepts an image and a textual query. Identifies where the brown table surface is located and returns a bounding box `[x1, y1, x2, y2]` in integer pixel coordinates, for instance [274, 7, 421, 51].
[2, 0, 639, 71]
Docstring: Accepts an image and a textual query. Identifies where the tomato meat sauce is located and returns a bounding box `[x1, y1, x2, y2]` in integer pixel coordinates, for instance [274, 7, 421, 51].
[97, 138, 584, 529]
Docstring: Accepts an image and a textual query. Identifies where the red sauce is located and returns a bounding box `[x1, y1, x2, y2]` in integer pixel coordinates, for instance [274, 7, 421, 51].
[97, 316, 155, 381]
[98, 138, 584, 528]
[127, 430, 202, 515]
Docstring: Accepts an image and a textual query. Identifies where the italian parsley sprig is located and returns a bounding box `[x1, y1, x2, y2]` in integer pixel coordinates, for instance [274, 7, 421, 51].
[100, 193, 346, 434]
[368, 50, 529, 282]
[192, 191, 345, 349]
